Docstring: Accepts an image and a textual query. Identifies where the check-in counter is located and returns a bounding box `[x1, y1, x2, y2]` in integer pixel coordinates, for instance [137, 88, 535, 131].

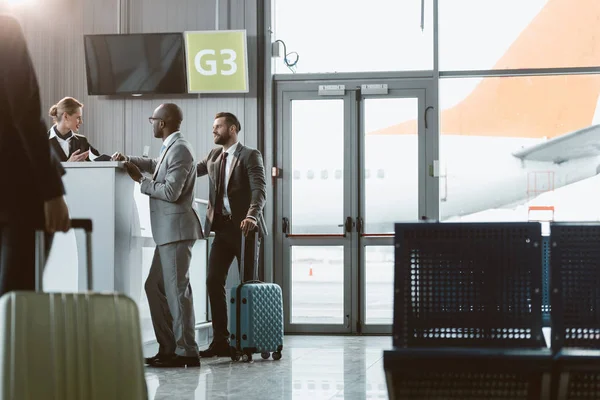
[43, 162, 209, 344]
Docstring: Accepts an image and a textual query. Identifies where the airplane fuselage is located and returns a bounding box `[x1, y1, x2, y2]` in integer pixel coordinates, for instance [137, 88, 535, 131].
[440, 136, 600, 220]
[289, 135, 600, 233]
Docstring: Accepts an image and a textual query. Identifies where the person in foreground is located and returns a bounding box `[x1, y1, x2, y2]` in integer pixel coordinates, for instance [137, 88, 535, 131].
[112, 103, 202, 367]
[0, 15, 70, 296]
[196, 112, 267, 357]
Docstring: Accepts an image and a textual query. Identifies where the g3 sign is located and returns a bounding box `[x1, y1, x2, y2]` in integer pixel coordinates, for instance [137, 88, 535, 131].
[184, 30, 249, 93]
[194, 49, 238, 76]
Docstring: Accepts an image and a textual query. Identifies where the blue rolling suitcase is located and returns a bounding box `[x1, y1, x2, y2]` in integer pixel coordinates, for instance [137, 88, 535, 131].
[229, 231, 284, 362]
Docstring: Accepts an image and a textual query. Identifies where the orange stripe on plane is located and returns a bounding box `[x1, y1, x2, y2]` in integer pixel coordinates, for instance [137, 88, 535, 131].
[370, 0, 600, 139]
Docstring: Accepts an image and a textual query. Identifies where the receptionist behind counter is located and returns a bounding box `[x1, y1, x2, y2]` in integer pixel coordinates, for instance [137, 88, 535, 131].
[48, 97, 102, 162]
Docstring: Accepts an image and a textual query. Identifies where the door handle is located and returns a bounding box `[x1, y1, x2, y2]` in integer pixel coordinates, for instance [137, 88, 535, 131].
[338, 217, 353, 236]
[356, 217, 364, 235]
[282, 217, 289, 236]
[424, 105, 434, 129]
[344, 216, 353, 234]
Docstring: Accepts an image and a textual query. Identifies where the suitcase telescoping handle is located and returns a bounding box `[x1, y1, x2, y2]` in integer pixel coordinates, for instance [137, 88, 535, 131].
[240, 230, 259, 283]
[35, 218, 93, 292]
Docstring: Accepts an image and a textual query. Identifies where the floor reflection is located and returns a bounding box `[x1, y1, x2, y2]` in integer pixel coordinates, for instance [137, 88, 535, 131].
[144, 335, 392, 400]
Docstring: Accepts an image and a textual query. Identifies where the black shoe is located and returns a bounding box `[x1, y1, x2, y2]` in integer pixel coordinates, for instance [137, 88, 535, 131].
[144, 353, 173, 365]
[199, 340, 231, 358]
[152, 355, 201, 368]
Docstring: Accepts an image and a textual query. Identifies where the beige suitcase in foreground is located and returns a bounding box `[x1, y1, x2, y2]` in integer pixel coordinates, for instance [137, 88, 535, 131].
[0, 219, 147, 400]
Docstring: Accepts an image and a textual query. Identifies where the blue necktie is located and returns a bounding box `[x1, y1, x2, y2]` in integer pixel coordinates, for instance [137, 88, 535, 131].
[160, 145, 166, 155]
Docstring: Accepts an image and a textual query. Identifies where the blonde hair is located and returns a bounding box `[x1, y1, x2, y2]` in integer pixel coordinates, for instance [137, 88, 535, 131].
[49, 97, 83, 122]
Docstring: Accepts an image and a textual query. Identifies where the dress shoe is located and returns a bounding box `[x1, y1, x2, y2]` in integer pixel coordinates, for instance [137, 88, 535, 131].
[151, 355, 200, 368]
[199, 341, 231, 358]
[144, 353, 172, 365]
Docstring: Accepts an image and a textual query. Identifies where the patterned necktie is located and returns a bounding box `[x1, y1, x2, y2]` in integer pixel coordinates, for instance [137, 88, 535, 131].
[214, 152, 229, 215]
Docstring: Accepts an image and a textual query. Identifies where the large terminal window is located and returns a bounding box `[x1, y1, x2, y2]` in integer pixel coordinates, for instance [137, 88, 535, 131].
[273, 0, 433, 74]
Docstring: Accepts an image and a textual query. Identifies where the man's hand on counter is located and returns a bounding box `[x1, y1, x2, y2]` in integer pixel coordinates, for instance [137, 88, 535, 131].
[124, 161, 143, 183]
[111, 152, 127, 162]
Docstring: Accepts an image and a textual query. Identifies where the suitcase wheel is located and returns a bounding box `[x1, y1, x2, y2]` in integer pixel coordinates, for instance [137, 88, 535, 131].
[261, 352, 270, 360]
[273, 351, 282, 361]
[230, 346, 240, 362]
[242, 352, 253, 362]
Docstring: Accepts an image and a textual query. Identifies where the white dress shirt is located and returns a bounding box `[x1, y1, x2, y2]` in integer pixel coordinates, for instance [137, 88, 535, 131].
[48, 125, 98, 161]
[48, 125, 71, 158]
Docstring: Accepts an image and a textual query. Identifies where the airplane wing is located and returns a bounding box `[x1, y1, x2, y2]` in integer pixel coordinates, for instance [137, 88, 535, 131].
[512, 124, 600, 163]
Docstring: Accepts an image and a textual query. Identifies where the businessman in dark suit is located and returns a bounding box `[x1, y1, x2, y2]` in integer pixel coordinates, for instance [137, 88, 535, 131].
[196, 112, 267, 357]
[0, 15, 70, 296]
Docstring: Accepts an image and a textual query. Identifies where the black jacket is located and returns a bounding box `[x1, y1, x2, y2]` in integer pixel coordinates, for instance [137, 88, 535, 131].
[196, 143, 267, 237]
[49, 128, 100, 162]
[0, 16, 65, 227]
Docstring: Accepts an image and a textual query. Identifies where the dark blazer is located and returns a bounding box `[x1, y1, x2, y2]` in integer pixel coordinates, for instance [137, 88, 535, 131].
[197, 143, 267, 237]
[49, 129, 100, 162]
[0, 16, 65, 227]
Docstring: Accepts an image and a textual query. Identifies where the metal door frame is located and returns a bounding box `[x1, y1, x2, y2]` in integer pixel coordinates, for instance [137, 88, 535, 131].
[274, 75, 438, 334]
[278, 87, 355, 334]
[356, 86, 431, 334]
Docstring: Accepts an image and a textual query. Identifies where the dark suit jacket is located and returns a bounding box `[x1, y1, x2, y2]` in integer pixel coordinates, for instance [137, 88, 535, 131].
[49, 130, 100, 162]
[0, 16, 65, 227]
[197, 143, 267, 237]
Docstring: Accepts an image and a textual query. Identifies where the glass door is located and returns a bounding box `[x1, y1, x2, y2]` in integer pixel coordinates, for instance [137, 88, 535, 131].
[357, 91, 427, 334]
[279, 89, 354, 333]
[275, 79, 434, 334]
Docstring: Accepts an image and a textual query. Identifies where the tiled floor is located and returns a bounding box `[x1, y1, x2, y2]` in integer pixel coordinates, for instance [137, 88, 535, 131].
[144, 335, 392, 400]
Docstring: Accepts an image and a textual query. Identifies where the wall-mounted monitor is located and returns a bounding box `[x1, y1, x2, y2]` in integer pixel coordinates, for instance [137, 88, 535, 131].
[84, 32, 187, 95]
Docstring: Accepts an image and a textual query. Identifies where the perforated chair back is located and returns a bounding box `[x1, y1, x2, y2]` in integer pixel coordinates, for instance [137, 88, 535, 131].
[550, 222, 600, 350]
[542, 235, 552, 327]
[394, 222, 545, 348]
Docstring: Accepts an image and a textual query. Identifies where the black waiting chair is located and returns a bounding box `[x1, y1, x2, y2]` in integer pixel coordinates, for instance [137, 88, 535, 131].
[393, 222, 546, 349]
[549, 222, 600, 400]
[550, 222, 600, 351]
[385, 222, 553, 399]
[384, 348, 552, 400]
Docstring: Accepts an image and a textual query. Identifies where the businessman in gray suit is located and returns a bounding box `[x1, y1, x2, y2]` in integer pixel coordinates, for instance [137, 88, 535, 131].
[196, 112, 267, 357]
[112, 103, 202, 368]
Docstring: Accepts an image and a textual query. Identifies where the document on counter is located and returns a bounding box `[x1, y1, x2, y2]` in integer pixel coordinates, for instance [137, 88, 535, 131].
[93, 154, 112, 161]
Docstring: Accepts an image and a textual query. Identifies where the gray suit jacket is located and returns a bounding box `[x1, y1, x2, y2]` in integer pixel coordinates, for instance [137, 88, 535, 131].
[197, 143, 267, 237]
[129, 132, 203, 246]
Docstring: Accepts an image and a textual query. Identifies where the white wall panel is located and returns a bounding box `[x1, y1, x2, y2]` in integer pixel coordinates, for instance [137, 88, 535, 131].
[8, 0, 261, 202]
